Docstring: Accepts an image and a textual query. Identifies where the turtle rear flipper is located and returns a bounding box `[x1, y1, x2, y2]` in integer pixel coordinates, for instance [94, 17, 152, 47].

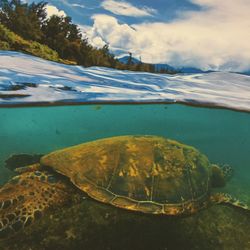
[210, 193, 249, 210]
[210, 164, 234, 188]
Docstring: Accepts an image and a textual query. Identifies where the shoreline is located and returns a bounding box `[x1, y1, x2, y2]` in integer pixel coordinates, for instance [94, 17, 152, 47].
[0, 100, 249, 114]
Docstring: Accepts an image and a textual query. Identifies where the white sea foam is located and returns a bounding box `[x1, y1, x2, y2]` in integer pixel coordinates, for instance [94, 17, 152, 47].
[0, 51, 250, 111]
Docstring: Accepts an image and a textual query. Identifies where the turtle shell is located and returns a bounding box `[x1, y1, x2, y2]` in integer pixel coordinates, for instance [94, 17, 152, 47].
[40, 136, 211, 215]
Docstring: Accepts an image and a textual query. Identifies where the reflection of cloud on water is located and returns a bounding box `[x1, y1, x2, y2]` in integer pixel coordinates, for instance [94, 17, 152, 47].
[0, 51, 250, 112]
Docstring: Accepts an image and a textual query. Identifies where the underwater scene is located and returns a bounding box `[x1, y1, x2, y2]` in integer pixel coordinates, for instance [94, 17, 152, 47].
[0, 104, 250, 249]
[1, 0, 250, 249]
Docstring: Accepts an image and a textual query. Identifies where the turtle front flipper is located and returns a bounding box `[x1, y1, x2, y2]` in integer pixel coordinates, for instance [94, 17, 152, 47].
[0, 170, 73, 240]
[210, 193, 249, 211]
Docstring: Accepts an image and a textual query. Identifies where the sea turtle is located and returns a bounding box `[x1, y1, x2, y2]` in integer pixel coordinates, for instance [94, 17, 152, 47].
[0, 135, 248, 239]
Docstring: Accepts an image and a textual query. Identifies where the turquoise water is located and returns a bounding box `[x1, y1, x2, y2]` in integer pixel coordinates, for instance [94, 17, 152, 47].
[0, 104, 250, 190]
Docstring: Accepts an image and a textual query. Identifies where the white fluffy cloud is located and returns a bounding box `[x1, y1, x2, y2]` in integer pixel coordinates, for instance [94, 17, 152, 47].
[71, 3, 85, 9]
[45, 5, 67, 18]
[87, 0, 250, 71]
[101, 0, 157, 17]
[87, 15, 137, 49]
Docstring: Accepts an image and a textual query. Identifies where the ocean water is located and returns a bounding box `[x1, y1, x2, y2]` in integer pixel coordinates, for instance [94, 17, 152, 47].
[0, 103, 250, 249]
[0, 104, 250, 185]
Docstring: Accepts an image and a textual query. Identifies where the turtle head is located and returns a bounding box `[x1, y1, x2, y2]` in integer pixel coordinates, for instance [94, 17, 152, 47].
[210, 164, 233, 188]
[5, 154, 43, 172]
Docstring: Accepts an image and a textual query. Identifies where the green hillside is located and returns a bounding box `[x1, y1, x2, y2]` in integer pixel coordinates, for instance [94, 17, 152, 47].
[0, 24, 74, 64]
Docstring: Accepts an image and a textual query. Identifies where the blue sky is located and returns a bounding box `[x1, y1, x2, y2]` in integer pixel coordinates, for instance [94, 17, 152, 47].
[49, 0, 199, 23]
[30, 0, 250, 71]
[34, 0, 201, 25]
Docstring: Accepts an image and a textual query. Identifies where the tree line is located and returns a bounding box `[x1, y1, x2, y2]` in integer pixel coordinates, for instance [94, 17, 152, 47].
[0, 0, 177, 73]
